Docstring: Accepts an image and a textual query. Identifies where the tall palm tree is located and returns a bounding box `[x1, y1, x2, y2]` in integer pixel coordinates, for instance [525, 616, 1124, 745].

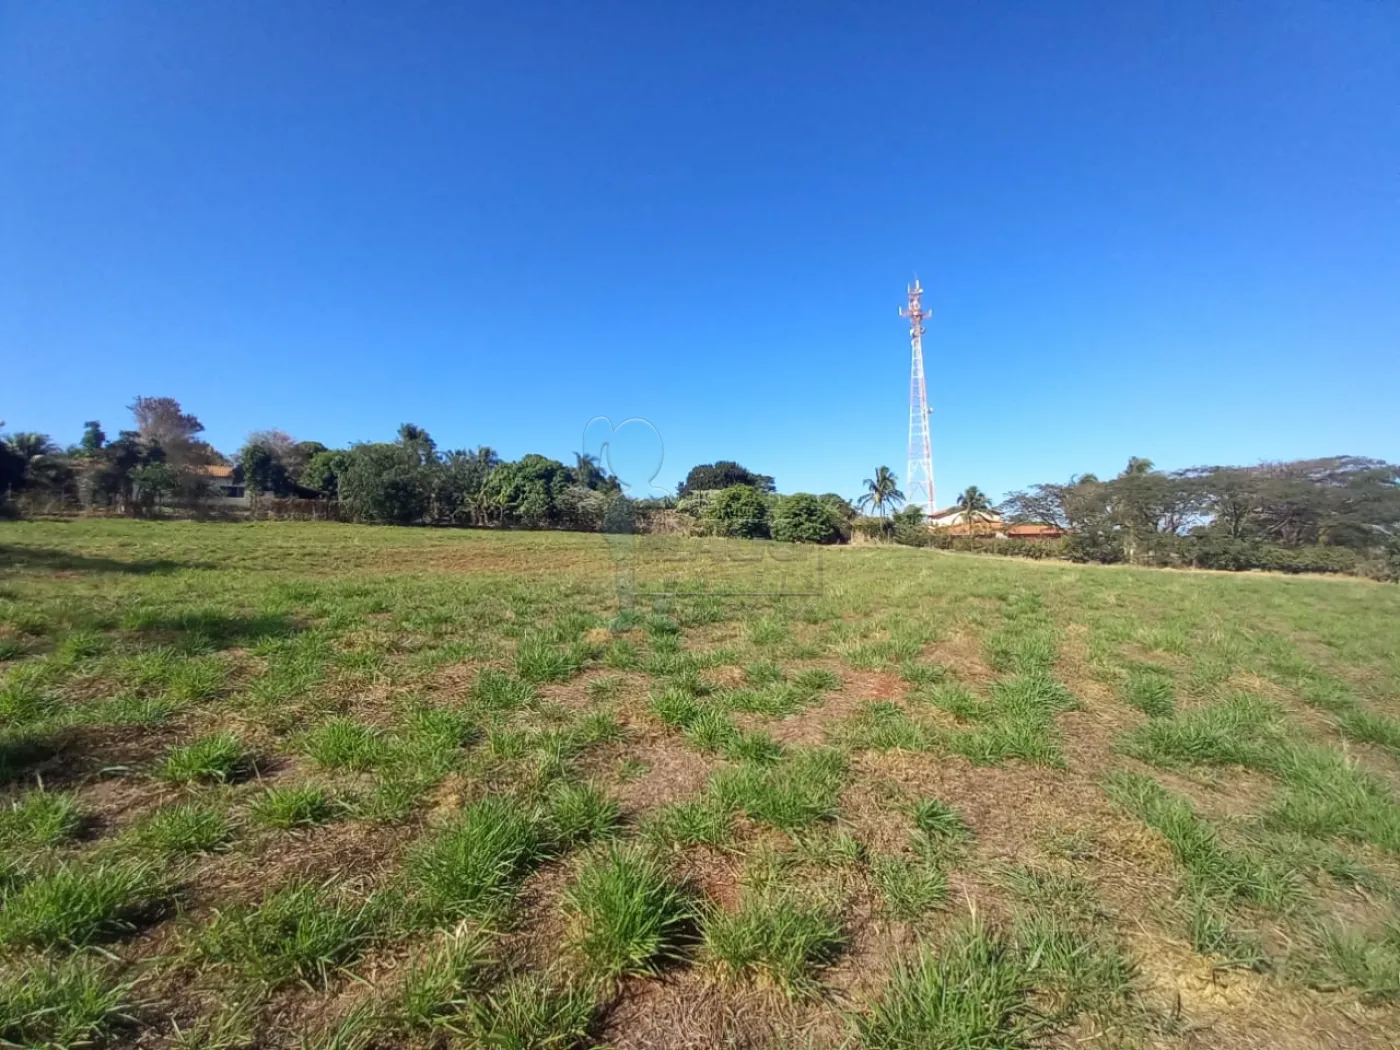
[956, 486, 994, 534]
[858, 466, 905, 518]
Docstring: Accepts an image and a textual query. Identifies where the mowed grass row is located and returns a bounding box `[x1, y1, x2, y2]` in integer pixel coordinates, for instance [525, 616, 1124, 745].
[1, 519, 1399, 1048]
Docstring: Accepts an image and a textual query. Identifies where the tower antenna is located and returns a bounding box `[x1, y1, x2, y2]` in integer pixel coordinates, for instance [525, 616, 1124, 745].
[900, 279, 935, 517]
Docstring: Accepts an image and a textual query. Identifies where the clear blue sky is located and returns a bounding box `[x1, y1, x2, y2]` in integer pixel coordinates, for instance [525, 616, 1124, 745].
[3, 2, 1397, 505]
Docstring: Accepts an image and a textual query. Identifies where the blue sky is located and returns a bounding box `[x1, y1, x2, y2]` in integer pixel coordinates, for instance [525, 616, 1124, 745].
[3, 2, 1397, 506]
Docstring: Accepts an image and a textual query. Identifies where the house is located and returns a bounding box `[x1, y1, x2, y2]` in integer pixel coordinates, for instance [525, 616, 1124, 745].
[198, 465, 248, 505]
[924, 508, 1067, 540]
[926, 506, 1004, 536]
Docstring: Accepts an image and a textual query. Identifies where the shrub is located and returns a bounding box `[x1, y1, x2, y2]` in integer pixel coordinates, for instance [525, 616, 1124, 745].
[702, 485, 771, 539]
[1064, 528, 1124, 564]
[338, 442, 430, 525]
[771, 494, 841, 544]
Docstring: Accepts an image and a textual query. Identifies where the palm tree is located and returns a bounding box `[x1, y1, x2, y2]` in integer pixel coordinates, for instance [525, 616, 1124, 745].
[956, 486, 994, 534]
[574, 452, 604, 490]
[7, 433, 58, 461]
[858, 466, 905, 518]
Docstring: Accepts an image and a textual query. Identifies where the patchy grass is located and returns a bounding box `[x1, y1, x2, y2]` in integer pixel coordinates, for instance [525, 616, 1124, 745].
[0, 788, 82, 851]
[0, 952, 132, 1049]
[3, 519, 1400, 1047]
[193, 880, 379, 988]
[857, 922, 1033, 1049]
[712, 748, 847, 831]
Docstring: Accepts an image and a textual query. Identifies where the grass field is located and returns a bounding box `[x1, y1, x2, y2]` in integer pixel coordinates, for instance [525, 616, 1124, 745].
[2, 519, 1399, 1049]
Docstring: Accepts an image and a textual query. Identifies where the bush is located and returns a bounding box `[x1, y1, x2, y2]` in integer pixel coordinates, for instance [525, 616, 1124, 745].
[1257, 546, 1359, 575]
[703, 485, 771, 539]
[1064, 528, 1125, 564]
[771, 494, 841, 544]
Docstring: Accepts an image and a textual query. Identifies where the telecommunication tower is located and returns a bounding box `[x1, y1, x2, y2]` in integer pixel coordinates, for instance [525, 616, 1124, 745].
[900, 280, 936, 517]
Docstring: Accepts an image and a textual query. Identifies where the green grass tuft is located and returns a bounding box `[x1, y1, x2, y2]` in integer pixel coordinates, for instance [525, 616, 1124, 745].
[138, 801, 233, 854]
[871, 854, 949, 919]
[462, 972, 598, 1049]
[195, 880, 379, 988]
[1122, 665, 1174, 718]
[406, 795, 546, 921]
[472, 668, 537, 711]
[911, 798, 972, 847]
[1338, 708, 1400, 757]
[643, 796, 735, 848]
[563, 844, 693, 977]
[545, 781, 621, 849]
[947, 673, 1076, 767]
[704, 891, 844, 993]
[712, 748, 847, 831]
[249, 783, 341, 828]
[157, 732, 253, 784]
[0, 861, 166, 948]
[0, 952, 132, 1049]
[1105, 771, 1298, 908]
[0, 787, 82, 851]
[1119, 693, 1282, 769]
[393, 926, 494, 1031]
[301, 718, 387, 772]
[857, 922, 1031, 1049]
[515, 636, 581, 683]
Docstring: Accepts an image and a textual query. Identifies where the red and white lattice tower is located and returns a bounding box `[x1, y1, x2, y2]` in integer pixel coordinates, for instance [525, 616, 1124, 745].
[900, 280, 935, 517]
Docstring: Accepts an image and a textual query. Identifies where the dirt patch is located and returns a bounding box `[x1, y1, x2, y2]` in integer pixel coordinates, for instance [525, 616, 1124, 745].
[600, 969, 799, 1050]
[922, 632, 996, 686]
[1128, 931, 1400, 1049]
[614, 735, 717, 816]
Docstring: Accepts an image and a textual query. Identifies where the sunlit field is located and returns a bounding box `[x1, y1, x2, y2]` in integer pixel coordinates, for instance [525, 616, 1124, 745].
[2, 520, 1399, 1049]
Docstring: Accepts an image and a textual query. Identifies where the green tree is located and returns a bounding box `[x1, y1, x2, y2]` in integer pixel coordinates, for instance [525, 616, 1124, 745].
[339, 443, 431, 524]
[772, 493, 842, 544]
[301, 449, 350, 499]
[678, 461, 775, 496]
[397, 423, 437, 466]
[79, 421, 106, 453]
[703, 485, 771, 539]
[238, 442, 292, 498]
[857, 466, 904, 518]
[131, 461, 179, 513]
[478, 454, 573, 528]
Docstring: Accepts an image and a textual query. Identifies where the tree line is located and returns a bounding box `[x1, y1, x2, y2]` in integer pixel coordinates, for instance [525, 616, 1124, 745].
[3, 401, 1396, 578]
[997, 455, 1400, 577]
